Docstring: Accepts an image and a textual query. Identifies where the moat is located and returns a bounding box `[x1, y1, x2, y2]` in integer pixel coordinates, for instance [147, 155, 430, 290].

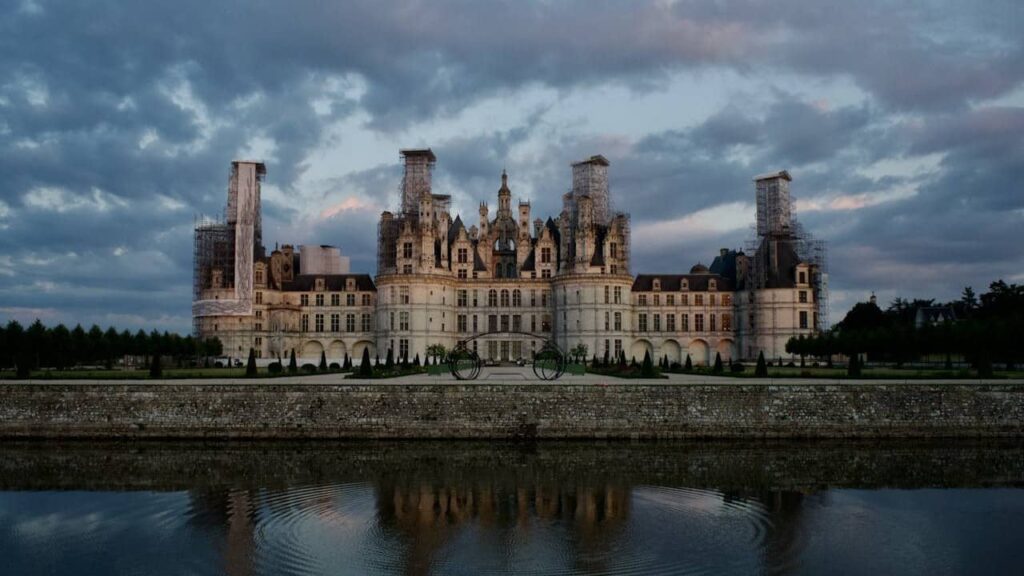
[1, 440, 1022, 575]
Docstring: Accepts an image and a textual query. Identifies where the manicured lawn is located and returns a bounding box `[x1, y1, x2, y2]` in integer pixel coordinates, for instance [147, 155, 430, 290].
[0, 368, 351, 380]
[675, 366, 1024, 379]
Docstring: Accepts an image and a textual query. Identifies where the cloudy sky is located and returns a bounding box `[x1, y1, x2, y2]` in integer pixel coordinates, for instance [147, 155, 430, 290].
[1, 0, 1022, 334]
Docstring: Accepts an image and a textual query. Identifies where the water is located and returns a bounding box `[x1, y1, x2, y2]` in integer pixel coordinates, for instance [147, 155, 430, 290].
[0, 440, 1022, 576]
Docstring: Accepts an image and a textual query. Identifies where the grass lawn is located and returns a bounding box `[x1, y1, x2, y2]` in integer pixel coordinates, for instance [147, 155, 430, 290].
[676, 366, 1024, 379]
[0, 367, 352, 380]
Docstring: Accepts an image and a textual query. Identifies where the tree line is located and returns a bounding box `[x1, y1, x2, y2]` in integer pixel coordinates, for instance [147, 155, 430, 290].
[787, 280, 1024, 373]
[1, 319, 223, 377]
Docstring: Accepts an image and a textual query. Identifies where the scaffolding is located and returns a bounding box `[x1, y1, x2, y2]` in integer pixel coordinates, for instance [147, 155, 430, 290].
[399, 149, 435, 215]
[754, 170, 792, 236]
[570, 155, 611, 225]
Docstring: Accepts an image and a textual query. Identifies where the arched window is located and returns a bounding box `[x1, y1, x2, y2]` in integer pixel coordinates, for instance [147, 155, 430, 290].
[488, 290, 498, 307]
[507, 263, 515, 278]
[500, 289, 510, 307]
[512, 289, 522, 307]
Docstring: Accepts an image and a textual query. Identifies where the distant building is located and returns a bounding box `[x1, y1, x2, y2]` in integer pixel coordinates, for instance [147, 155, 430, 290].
[193, 151, 825, 364]
[915, 306, 957, 329]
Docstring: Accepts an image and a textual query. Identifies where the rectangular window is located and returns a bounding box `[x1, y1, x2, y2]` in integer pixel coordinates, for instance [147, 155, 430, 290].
[604, 286, 610, 304]
[710, 314, 716, 332]
[722, 313, 732, 331]
[399, 339, 409, 360]
[330, 293, 339, 306]
[541, 291, 549, 307]
[488, 315, 497, 332]
[541, 314, 551, 332]
[500, 315, 510, 332]
[301, 314, 309, 332]
[403, 243, 413, 258]
[800, 311, 809, 329]
[639, 313, 648, 332]
[682, 313, 689, 331]
[654, 294, 660, 306]
[473, 315, 479, 333]
[458, 269, 467, 279]
[400, 287, 410, 304]
[472, 290, 479, 307]
[604, 311, 610, 331]
[799, 291, 808, 303]
[614, 287, 622, 304]
[362, 294, 371, 306]
[653, 314, 661, 331]
[530, 290, 537, 307]
[541, 269, 551, 278]
[255, 291, 263, 304]
[614, 312, 622, 331]
[610, 242, 618, 258]
[403, 264, 413, 274]
[667, 314, 676, 331]
[457, 290, 467, 307]
[799, 271, 807, 284]
[639, 294, 647, 306]
[346, 314, 356, 332]
[512, 315, 522, 332]
[301, 294, 309, 306]
[331, 313, 340, 332]
[457, 247, 468, 263]
[708, 294, 715, 306]
[681, 294, 689, 306]
[695, 313, 705, 332]
[695, 294, 704, 306]
[361, 314, 371, 332]
[541, 247, 552, 263]
[315, 293, 324, 307]
[255, 323, 262, 332]
[399, 311, 409, 331]
[347, 294, 356, 306]
[721, 294, 732, 306]
[614, 339, 622, 358]
[457, 315, 467, 332]
[315, 314, 324, 332]
[390, 312, 395, 330]
[666, 294, 674, 306]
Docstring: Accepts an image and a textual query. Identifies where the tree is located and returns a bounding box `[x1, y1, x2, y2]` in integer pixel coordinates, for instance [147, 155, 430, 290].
[426, 344, 447, 365]
[359, 346, 373, 377]
[570, 342, 588, 364]
[386, 348, 394, 369]
[149, 350, 162, 378]
[602, 348, 610, 367]
[847, 353, 861, 377]
[712, 352, 723, 374]
[343, 354, 352, 371]
[288, 349, 297, 373]
[246, 348, 257, 377]
[413, 353, 421, 367]
[683, 354, 693, 372]
[961, 286, 978, 312]
[319, 350, 328, 372]
[755, 351, 768, 377]
[641, 349, 655, 378]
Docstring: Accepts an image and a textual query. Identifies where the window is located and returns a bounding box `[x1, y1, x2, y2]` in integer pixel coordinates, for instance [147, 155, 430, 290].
[255, 291, 263, 304]
[399, 339, 409, 360]
[315, 278, 325, 292]
[473, 315, 479, 333]
[541, 314, 552, 332]
[695, 294, 704, 306]
[403, 242, 413, 258]
[653, 314, 661, 331]
[799, 291, 808, 303]
[541, 291, 549, 307]
[331, 293, 340, 306]
[301, 294, 309, 306]
[315, 293, 324, 307]
[457, 247, 468, 263]
[473, 290, 479, 307]
[639, 313, 648, 332]
[604, 286, 610, 304]
[800, 311, 809, 329]
[695, 313, 705, 332]
[667, 314, 676, 331]
[315, 314, 324, 332]
[639, 294, 648, 306]
[347, 294, 356, 306]
[614, 287, 622, 304]
[331, 313, 340, 332]
[708, 294, 715, 306]
[541, 269, 551, 279]
[610, 242, 618, 258]
[652, 278, 661, 291]
[457, 290, 467, 307]
[488, 315, 497, 332]
[390, 312, 395, 330]
[457, 314, 467, 332]
[512, 289, 522, 307]
[500, 315, 510, 332]
[614, 339, 622, 358]
[399, 312, 409, 331]
[681, 279, 689, 290]
[604, 311, 610, 331]
[513, 315, 522, 332]
[722, 314, 732, 331]
[709, 280, 717, 291]
[710, 314, 716, 331]
[400, 287, 410, 304]
[541, 247, 552, 263]
[614, 312, 622, 331]
[362, 294, 371, 306]
[301, 314, 309, 331]
[530, 290, 537, 307]
[255, 310, 262, 318]
[346, 314, 356, 332]
[654, 294, 660, 306]
[255, 323, 262, 331]
[458, 269, 467, 279]
[610, 265, 617, 274]
[488, 290, 498, 307]
[682, 313, 689, 332]
[500, 290, 510, 307]
[799, 271, 807, 284]
[531, 315, 537, 332]
[402, 264, 413, 274]
[255, 270, 264, 285]
[721, 294, 732, 306]
[361, 314, 371, 332]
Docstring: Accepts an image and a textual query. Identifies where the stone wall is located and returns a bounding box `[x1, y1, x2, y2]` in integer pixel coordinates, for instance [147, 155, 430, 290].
[1, 382, 1023, 439]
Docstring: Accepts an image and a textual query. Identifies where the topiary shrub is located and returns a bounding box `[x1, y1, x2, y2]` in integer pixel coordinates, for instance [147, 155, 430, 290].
[267, 362, 283, 374]
[712, 352, 723, 374]
[359, 347, 373, 377]
[329, 362, 341, 371]
[245, 348, 257, 377]
[319, 351, 328, 372]
[755, 351, 768, 377]
[730, 362, 745, 373]
[683, 355, 693, 372]
[301, 363, 317, 373]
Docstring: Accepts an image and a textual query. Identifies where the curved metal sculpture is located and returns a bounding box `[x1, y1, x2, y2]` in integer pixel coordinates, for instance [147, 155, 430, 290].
[532, 340, 567, 380]
[447, 344, 482, 380]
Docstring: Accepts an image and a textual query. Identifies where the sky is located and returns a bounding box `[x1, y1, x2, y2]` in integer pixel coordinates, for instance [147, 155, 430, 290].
[1, 0, 1022, 334]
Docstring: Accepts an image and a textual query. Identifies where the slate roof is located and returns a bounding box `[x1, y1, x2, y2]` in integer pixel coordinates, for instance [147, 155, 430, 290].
[281, 274, 376, 292]
[631, 274, 734, 292]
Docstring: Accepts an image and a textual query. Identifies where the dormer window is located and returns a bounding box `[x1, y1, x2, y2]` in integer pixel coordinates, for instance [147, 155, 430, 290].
[652, 278, 661, 291]
[709, 279, 717, 291]
[346, 278, 356, 292]
[681, 279, 689, 291]
[798, 270, 807, 284]
[315, 278, 325, 292]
